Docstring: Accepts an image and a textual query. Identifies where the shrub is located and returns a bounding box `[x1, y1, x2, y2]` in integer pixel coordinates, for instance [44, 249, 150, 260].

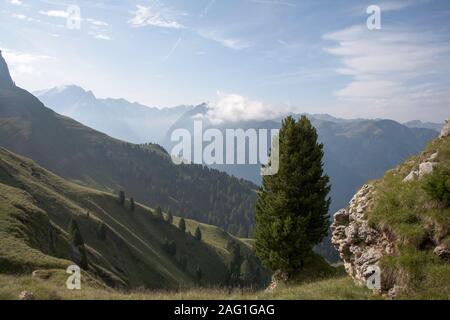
[422, 166, 450, 206]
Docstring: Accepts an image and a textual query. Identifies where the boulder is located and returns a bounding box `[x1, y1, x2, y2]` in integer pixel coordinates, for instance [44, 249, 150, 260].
[439, 116, 450, 138]
[18, 291, 34, 300]
[433, 245, 449, 261]
[418, 162, 437, 177]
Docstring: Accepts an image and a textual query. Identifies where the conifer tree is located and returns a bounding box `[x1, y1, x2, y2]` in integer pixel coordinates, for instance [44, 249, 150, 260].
[239, 259, 253, 287]
[118, 190, 125, 206]
[97, 222, 107, 241]
[196, 265, 203, 283]
[178, 217, 186, 233]
[194, 226, 202, 241]
[68, 218, 89, 270]
[155, 206, 163, 220]
[255, 116, 330, 272]
[166, 211, 174, 224]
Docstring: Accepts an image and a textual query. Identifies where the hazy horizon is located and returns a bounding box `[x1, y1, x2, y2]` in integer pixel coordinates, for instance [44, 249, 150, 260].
[1, 0, 450, 122]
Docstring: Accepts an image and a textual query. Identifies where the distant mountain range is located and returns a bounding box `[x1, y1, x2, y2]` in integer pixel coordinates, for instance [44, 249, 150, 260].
[0, 52, 256, 238]
[35, 85, 192, 144]
[163, 108, 439, 216]
[403, 120, 443, 132]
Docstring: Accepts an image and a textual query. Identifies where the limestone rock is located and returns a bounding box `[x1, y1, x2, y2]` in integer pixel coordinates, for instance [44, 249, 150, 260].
[32, 269, 51, 280]
[439, 116, 450, 138]
[403, 170, 418, 182]
[265, 270, 289, 292]
[418, 162, 437, 177]
[19, 291, 34, 300]
[331, 184, 394, 293]
[433, 245, 449, 261]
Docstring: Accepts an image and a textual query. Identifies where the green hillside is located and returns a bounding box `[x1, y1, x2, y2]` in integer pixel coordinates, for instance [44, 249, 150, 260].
[0, 53, 257, 238]
[368, 134, 450, 299]
[0, 146, 266, 290]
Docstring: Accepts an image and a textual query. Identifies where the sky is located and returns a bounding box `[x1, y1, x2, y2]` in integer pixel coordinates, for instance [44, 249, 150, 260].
[1, 0, 450, 122]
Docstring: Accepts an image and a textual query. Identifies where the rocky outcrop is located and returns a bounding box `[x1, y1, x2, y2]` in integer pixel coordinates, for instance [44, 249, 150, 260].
[403, 153, 439, 182]
[0, 50, 14, 89]
[18, 291, 34, 300]
[265, 270, 289, 292]
[439, 116, 450, 139]
[331, 184, 395, 292]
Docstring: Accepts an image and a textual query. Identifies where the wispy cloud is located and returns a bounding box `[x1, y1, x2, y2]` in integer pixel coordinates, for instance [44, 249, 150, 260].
[323, 25, 450, 120]
[39, 10, 69, 18]
[249, 0, 298, 7]
[198, 30, 252, 50]
[11, 13, 41, 23]
[2, 48, 53, 77]
[8, 0, 24, 6]
[163, 37, 182, 61]
[93, 34, 111, 40]
[129, 4, 186, 29]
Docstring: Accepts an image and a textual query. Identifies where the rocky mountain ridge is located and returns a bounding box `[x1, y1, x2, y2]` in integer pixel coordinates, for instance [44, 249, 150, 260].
[331, 117, 450, 298]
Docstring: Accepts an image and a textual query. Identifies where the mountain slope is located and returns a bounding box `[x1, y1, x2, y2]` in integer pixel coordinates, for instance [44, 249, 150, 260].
[34, 85, 191, 144]
[0, 52, 256, 237]
[163, 109, 438, 215]
[0, 146, 266, 289]
[332, 118, 450, 299]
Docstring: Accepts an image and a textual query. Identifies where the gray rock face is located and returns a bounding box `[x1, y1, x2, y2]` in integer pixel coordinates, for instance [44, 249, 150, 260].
[331, 184, 395, 292]
[0, 50, 14, 89]
[439, 116, 450, 139]
[403, 152, 439, 182]
[19, 291, 34, 300]
[433, 245, 449, 261]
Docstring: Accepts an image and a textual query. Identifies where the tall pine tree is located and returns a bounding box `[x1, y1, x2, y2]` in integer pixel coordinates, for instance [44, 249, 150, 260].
[255, 116, 330, 273]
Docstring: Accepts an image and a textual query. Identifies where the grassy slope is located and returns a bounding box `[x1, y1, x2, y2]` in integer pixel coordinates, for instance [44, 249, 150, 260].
[367, 135, 450, 299]
[0, 271, 375, 300]
[0, 146, 262, 291]
[0, 86, 256, 237]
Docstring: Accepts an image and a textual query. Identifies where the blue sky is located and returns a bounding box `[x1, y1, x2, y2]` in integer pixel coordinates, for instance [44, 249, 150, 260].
[1, 0, 450, 122]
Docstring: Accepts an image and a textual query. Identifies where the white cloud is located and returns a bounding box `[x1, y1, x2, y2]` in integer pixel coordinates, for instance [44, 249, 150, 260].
[94, 34, 111, 40]
[2, 49, 53, 78]
[323, 25, 450, 121]
[39, 10, 69, 18]
[86, 18, 108, 27]
[378, 0, 425, 12]
[206, 92, 292, 124]
[8, 0, 23, 6]
[198, 30, 252, 50]
[129, 4, 185, 29]
[11, 12, 41, 23]
[11, 13, 26, 19]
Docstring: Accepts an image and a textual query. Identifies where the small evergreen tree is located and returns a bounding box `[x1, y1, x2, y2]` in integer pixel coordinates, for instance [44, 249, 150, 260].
[194, 226, 202, 241]
[97, 222, 107, 241]
[423, 166, 450, 206]
[196, 265, 203, 283]
[68, 218, 88, 270]
[178, 218, 186, 233]
[255, 116, 330, 273]
[118, 190, 125, 206]
[239, 259, 253, 287]
[129, 197, 135, 212]
[166, 211, 174, 224]
[162, 238, 177, 256]
[155, 206, 163, 220]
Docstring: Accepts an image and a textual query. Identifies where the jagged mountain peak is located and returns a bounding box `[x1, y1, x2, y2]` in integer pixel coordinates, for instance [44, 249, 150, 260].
[0, 50, 15, 89]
